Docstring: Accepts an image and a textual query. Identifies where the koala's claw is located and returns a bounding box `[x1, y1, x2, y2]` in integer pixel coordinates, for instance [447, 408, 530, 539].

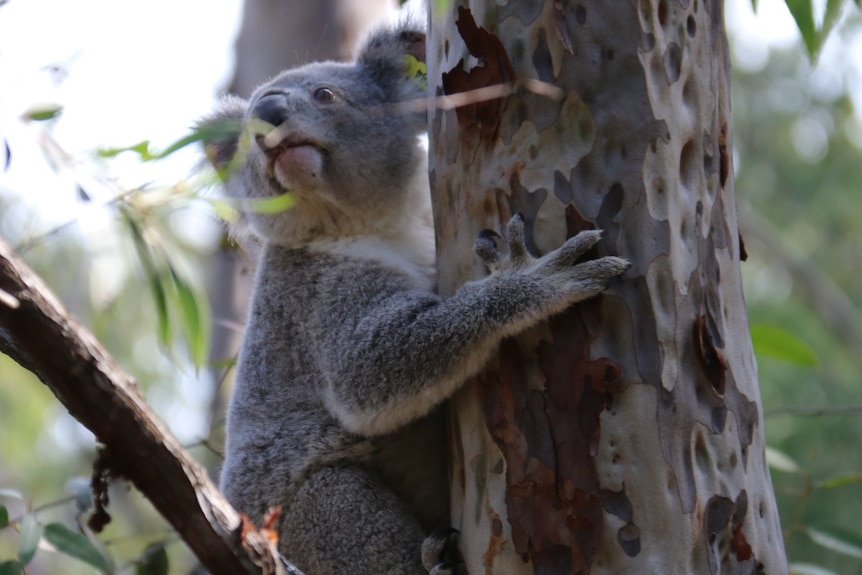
[554, 229, 604, 267]
[422, 529, 463, 575]
[505, 213, 529, 263]
[474, 229, 502, 268]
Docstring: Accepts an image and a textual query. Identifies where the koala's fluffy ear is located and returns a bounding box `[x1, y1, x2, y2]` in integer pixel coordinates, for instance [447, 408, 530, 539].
[196, 95, 248, 174]
[358, 24, 427, 104]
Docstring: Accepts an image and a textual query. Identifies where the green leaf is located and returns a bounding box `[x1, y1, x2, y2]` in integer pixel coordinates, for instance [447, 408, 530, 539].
[0, 561, 20, 575]
[0, 505, 8, 529]
[813, 0, 846, 55]
[765, 446, 801, 473]
[167, 264, 210, 369]
[241, 191, 296, 214]
[790, 563, 841, 575]
[807, 527, 862, 559]
[21, 103, 63, 122]
[750, 324, 818, 366]
[17, 514, 41, 566]
[98, 120, 243, 162]
[785, 0, 817, 56]
[43, 523, 110, 573]
[122, 209, 171, 346]
[0, 489, 24, 501]
[99, 140, 154, 160]
[818, 472, 862, 489]
[136, 543, 169, 575]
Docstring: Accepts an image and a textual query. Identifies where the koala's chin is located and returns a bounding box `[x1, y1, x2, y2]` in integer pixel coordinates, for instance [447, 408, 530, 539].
[271, 144, 324, 191]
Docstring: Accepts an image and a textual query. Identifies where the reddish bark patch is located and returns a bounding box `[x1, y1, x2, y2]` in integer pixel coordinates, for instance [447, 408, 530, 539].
[694, 312, 728, 397]
[705, 491, 759, 574]
[442, 7, 516, 143]
[480, 301, 623, 574]
[718, 121, 730, 188]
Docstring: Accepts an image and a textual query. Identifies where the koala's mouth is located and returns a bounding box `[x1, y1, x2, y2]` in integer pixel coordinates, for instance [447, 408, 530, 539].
[256, 133, 323, 158]
[255, 131, 325, 188]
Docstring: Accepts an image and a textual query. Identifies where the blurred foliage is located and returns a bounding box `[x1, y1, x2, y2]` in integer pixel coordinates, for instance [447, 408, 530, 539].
[775, 0, 859, 57]
[733, 6, 862, 573]
[0, 73, 226, 574]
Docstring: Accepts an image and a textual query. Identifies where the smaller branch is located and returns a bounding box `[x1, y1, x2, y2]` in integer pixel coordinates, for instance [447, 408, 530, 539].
[765, 405, 862, 418]
[0, 235, 295, 575]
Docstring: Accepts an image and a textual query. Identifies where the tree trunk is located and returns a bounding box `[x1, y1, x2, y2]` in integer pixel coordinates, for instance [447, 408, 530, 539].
[427, 2, 788, 574]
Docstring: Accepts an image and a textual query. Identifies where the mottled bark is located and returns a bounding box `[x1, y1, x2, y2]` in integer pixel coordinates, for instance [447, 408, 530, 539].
[427, 2, 787, 574]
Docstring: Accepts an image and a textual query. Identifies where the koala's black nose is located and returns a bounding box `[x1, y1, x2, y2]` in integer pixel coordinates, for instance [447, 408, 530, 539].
[252, 93, 289, 129]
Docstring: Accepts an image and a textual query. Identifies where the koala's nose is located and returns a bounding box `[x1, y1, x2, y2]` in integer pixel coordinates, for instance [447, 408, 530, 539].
[252, 93, 289, 130]
[251, 93, 291, 153]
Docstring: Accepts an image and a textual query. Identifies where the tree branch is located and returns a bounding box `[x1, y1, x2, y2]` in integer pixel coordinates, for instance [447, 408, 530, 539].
[0, 235, 293, 575]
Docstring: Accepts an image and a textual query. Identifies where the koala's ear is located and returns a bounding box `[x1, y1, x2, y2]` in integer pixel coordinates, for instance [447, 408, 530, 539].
[358, 24, 427, 101]
[196, 95, 248, 173]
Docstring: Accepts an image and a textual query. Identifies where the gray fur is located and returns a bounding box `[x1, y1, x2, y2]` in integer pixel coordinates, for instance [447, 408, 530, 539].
[201, 23, 628, 575]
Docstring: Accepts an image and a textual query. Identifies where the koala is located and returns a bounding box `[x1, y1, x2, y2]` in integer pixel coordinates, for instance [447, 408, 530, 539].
[200, 22, 629, 575]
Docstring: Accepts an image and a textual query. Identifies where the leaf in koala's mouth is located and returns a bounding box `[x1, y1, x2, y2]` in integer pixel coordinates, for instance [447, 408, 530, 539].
[243, 192, 297, 214]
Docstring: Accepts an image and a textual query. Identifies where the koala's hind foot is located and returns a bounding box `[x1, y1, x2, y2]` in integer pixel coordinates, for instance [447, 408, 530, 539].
[282, 466, 428, 575]
[421, 529, 466, 575]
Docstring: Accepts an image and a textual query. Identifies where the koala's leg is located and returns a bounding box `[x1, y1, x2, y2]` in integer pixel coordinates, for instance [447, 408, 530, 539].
[282, 465, 428, 575]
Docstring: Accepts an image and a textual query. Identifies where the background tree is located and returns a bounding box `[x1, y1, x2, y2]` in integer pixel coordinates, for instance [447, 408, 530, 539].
[427, 1, 786, 572]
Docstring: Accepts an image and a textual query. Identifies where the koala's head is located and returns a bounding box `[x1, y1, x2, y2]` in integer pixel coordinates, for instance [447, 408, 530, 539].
[200, 25, 428, 247]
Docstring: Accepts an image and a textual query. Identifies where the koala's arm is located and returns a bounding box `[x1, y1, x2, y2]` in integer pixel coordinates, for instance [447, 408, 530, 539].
[317, 216, 629, 436]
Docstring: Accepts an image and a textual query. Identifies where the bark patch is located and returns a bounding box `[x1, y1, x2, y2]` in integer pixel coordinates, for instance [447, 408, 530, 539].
[442, 7, 516, 143]
[601, 486, 641, 557]
[480, 302, 623, 574]
[705, 491, 760, 574]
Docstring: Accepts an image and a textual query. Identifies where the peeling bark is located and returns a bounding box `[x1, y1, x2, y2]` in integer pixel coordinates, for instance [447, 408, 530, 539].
[428, 1, 788, 573]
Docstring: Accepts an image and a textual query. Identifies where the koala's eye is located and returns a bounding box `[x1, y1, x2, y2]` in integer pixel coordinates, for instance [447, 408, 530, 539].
[313, 87, 336, 103]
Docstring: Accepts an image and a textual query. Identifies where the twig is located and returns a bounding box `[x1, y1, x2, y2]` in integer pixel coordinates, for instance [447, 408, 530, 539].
[765, 404, 862, 418]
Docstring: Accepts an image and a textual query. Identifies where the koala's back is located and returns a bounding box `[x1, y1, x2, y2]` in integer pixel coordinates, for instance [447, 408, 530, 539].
[220, 245, 450, 553]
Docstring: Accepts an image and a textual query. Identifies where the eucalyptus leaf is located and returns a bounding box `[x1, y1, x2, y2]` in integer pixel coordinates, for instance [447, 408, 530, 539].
[0, 561, 20, 575]
[136, 543, 169, 575]
[0, 489, 24, 501]
[21, 103, 63, 122]
[765, 446, 801, 474]
[784, 0, 817, 56]
[241, 192, 296, 215]
[0, 505, 7, 529]
[99, 120, 243, 162]
[817, 472, 862, 489]
[123, 209, 171, 347]
[790, 563, 841, 575]
[168, 264, 210, 369]
[807, 527, 862, 559]
[750, 324, 818, 366]
[17, 514, 41, 566]
[43, 523, 110, 573]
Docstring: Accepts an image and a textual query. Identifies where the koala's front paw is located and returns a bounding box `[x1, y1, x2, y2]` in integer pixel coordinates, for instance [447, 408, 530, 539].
[476, 214, 630, 309]
[474, 213, 530, 273]
[422, 529, 466, 575]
